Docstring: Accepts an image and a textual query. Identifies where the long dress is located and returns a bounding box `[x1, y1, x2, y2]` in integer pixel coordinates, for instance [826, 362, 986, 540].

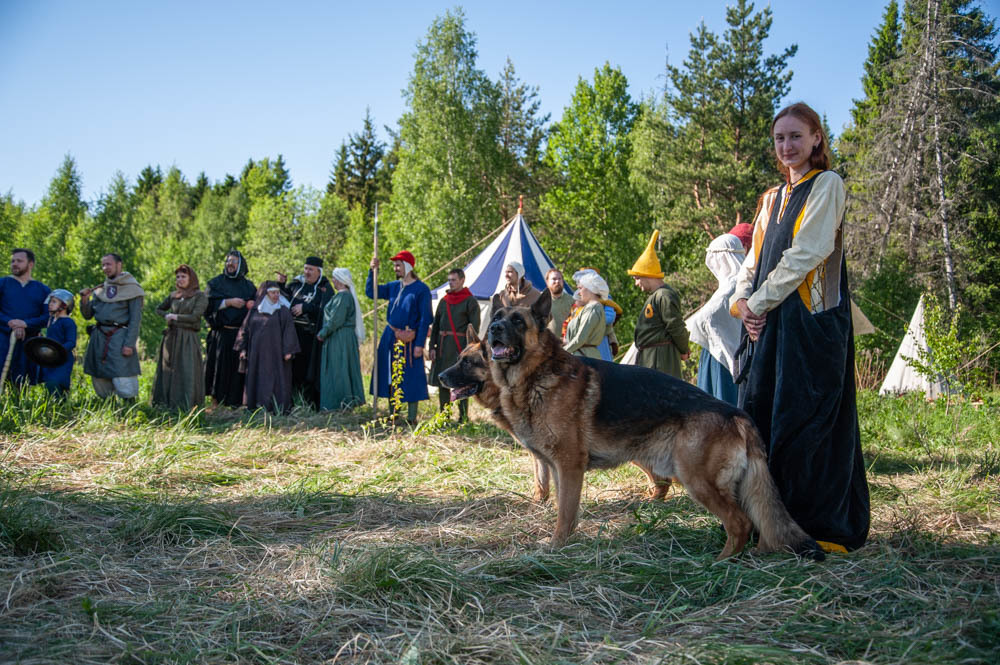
[733, 169, 870, 552]
[204, 257, 256, 407]
[317, 290, 365, 410]
[235, 305, 300, 414]
[152, 292, 208, 409]
[39, 316, 76, 395]
[365, 272, 433, 402]
[564, 301, 606, 359]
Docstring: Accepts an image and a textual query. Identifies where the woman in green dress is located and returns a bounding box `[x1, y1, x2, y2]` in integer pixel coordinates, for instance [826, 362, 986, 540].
[152, 265, 208, 409]
[316, 267, 366, 410]
[563, 271, 609, 360]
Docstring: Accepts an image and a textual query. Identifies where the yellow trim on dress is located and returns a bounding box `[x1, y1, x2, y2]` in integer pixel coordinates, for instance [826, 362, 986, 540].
[816, 540, 848, 554]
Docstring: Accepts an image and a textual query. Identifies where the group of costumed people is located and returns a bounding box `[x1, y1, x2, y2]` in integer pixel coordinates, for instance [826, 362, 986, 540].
[1, 101, 867, 555]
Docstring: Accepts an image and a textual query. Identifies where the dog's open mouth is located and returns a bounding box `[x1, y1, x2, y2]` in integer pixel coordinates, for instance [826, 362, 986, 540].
[491, 342, 519, 361]
[449, 383, 481, 401]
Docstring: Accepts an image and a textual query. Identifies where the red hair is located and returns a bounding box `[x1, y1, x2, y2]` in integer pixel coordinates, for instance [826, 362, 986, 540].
[772, 102, 832, 180]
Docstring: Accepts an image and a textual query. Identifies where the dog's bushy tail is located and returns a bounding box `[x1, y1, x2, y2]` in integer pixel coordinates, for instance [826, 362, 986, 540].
[735, 417, 825, 561]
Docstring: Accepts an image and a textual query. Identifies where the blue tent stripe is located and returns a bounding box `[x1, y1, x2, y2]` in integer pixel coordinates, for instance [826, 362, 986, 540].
[431, 214, 556, 303]
[468, 225, 513, 299]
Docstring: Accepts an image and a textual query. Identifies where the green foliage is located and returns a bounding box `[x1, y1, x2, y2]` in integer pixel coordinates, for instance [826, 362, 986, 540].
[849, 0, 902, 130]
[631, 0, 796, 238]
[853, 251, 922, 362]
[541, 63, 648, 329]
[17, 155, 88, 288]
[387, 8, 504, 274]
[0, 193, 27, 262]
[906, 295, 990, 397]
[66, 172, 139, 292]
[330, 109, 390, 218]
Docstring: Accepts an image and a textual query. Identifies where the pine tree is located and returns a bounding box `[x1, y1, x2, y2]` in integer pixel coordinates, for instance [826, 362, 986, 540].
[17, 155, 88, 287]
[631, 1, 796, 238]
[66, 172, 139, 291]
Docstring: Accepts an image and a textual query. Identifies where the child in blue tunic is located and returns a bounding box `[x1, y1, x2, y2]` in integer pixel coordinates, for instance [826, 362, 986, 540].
[39, 289, 77, 397]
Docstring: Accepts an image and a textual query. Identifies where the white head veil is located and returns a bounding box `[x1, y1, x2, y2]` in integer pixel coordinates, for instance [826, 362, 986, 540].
[575, 271, 610, 299]
[332, 267, 366, 344]
[685, 233, 746, 375]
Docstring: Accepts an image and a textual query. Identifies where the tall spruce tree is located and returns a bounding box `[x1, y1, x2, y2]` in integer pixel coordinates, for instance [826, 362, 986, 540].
[631, 0, 796, 238]
[17, 155, 88, 287]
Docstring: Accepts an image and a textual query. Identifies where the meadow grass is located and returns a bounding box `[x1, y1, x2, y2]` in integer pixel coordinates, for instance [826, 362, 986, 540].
[0, 383, 997, 664]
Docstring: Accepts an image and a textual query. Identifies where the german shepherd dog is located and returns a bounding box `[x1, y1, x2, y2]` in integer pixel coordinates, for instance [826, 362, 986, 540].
[440, 326, 671, 503]
[449, 294, 823, 561]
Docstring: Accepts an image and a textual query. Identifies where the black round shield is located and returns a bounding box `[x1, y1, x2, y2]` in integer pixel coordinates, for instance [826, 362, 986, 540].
[24, 337, 69, 368]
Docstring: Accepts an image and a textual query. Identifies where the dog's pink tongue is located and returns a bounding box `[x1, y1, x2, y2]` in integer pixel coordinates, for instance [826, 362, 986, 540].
[449, 388, 462, 401]
[492, 344, 510, 359]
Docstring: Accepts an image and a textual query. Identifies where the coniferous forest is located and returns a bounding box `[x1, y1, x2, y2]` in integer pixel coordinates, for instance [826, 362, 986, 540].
[3, 0, 998, 386]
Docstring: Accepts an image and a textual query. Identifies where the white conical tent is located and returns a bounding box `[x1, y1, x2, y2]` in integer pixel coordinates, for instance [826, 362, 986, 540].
[879, 295, 950, 398]
[430, 213, 557, 319]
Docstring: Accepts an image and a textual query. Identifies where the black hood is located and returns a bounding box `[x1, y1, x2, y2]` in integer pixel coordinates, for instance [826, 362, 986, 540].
[224, 250, 249, 280]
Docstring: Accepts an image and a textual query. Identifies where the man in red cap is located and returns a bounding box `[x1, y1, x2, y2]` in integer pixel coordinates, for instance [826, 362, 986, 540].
[366, 250, 433, 424]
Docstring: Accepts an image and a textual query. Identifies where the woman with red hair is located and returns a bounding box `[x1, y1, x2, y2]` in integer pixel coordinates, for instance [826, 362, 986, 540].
[730, 102, 870, 554]
[152, 265, 208, 409]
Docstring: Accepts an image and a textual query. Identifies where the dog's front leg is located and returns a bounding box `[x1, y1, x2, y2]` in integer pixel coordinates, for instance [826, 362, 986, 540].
[531, 454, 551, 503]
[550, 457, 586, 548]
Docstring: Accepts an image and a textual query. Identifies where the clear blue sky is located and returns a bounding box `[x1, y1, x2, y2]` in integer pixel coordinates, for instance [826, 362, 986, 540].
[1, 0, 966, 206]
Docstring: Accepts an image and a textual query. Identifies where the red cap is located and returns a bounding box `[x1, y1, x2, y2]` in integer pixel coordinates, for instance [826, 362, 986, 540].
[728, 223, 753, 253]
[389, 250, 415, 266]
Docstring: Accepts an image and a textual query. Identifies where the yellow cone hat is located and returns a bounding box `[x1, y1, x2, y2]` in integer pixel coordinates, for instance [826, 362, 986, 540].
[628, 230, 665, 278]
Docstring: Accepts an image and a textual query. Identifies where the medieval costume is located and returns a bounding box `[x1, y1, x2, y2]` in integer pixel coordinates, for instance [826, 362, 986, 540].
[428, 282, 480, 420]
[0, 275, 50, 385]
[81, 271, 144, 398]
[280, 256, 332, 409]
[730, 169, 869, 552]
[38, 289, 76, 397]
[628, 231, 690, 379]
[152, 266, 208, 410]
[546, 288, 575, 339]
[366, 251, 434, 414]
[568, 269, 621, 361]
[235, 282, 300, 414]
[481, 261, 541, 337]
[204, 250, 256, 407]
[685, 234, 745, 406]
[563, 272, 610, 360]
[317, 268, 365, 411]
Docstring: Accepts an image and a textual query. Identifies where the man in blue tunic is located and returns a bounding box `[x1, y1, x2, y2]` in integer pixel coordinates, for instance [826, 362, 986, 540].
[0, 248, 51, 386]
[366, 250, 433, 424]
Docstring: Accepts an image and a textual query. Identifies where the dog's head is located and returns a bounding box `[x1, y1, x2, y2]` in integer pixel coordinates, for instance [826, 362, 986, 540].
[487, 290, 552, 365]
[439, 325, 492, 402]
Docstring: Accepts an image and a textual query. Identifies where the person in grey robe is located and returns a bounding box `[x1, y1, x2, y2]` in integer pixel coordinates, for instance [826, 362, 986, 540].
[79, 253, 145, 399]
[235, 281, 300, 414]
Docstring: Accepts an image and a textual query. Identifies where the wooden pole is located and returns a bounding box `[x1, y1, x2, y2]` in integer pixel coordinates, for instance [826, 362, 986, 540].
[371, 203, 379, 417]
[0, 330, 17, 392]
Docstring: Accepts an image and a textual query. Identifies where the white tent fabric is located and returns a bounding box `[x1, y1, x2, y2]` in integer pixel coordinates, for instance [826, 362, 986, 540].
[430, 213, 557, 318]
[879, 295, 949, 398]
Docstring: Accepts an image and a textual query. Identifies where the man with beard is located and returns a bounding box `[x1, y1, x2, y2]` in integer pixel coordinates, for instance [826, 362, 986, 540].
[277, 256, 331, 408]
[0, 248, 50, 386]
[544, 268, 574, 339]
[204, 250, 256, 407]
[366, 250, 433, 424]
[427, 268, 479, 422]
[79, 253, 145, 399]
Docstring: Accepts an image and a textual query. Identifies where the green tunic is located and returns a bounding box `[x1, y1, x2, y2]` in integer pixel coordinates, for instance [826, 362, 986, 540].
[547, 289, 575, 338]
[317, 290, 365, 410]
[152, 291, 208, 409]
[428, 292, 480, 386]
[564, 301, 606, 360]
[634, 284, 689, 378]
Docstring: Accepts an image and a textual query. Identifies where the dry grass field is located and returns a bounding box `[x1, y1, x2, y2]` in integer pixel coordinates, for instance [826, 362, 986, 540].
[1, 381, 998, 664]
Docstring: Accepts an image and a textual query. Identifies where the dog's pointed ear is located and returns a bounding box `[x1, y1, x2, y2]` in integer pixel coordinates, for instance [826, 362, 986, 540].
[531, 289, 552, 329]
[466, 323, 480, 344]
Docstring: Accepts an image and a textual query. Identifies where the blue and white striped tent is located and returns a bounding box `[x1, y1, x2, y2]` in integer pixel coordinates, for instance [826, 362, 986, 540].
[431, 213, 557, 311]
